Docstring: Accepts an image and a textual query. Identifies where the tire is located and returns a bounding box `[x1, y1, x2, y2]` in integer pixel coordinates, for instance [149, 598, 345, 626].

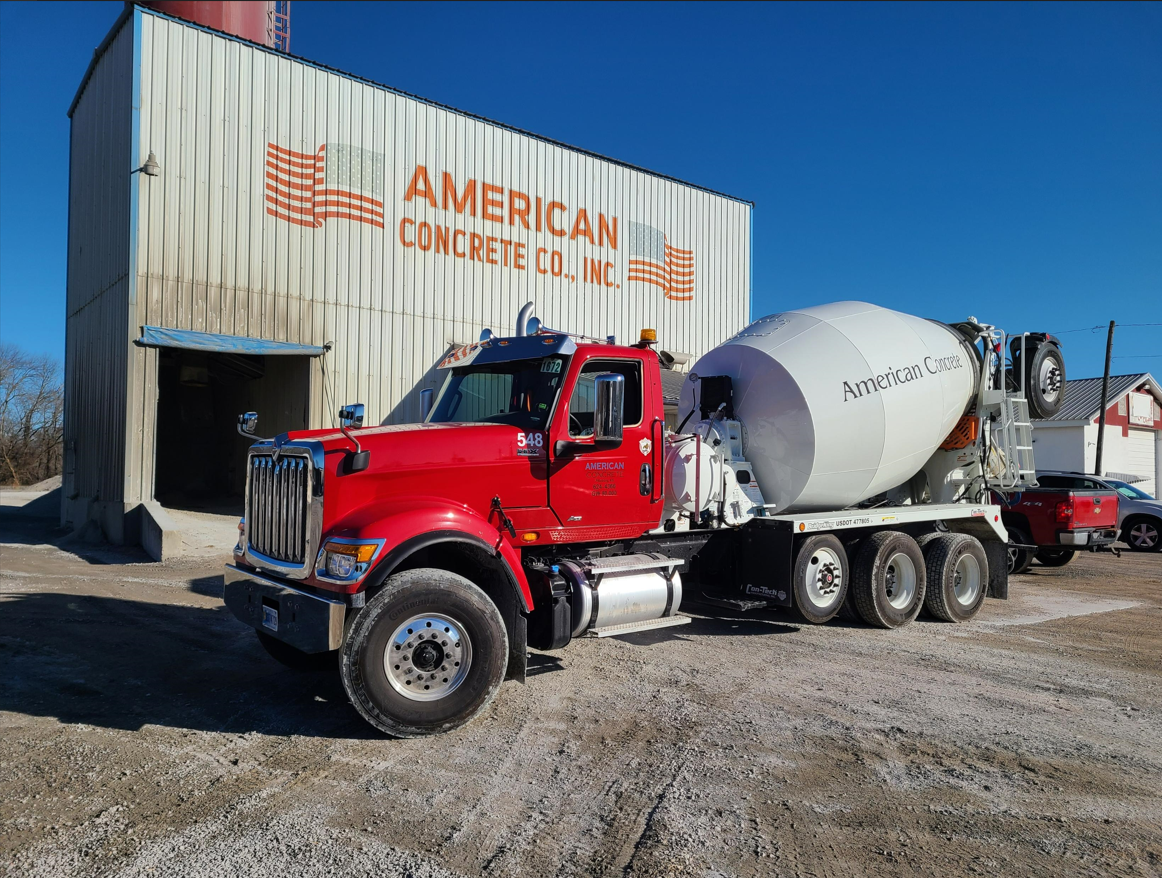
[1006, 525, 1034, 575]
[791, 534, 849, 624]
[339, 568, 508, 738]
[1022, 343, 1066, 419]
[1123, 517, 1162, 552]
[922, 534, 988, 622]
[916, 531, 945, 551]
[256, 631, 336, 671]
[1035, 547, 1077, 567]
[851, 531, 926, 629]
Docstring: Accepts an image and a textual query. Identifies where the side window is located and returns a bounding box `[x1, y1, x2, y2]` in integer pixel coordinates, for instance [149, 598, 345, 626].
[567, 359, 643, 438]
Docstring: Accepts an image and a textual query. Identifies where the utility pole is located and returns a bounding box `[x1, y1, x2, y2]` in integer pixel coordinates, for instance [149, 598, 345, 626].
[1094, 320, 1115, 476]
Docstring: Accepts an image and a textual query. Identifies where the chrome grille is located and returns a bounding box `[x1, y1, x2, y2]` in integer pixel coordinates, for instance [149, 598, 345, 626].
[247, 453, 310, 565]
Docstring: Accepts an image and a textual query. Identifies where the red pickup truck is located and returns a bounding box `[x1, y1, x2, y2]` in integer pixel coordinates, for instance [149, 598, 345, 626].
[999, 472, 1119, 573]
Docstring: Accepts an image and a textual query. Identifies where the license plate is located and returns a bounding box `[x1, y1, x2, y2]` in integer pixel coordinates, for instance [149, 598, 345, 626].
[262, 605, 278, 631]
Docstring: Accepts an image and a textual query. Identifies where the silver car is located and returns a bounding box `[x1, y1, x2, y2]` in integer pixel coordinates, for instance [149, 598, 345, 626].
[1100, 478, 1161, 552]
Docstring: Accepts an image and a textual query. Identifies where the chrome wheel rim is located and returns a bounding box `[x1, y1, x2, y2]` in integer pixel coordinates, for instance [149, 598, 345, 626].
[953, 553, 982, 606]
[1038, 358, 1062, 403]
[1130, 522, 1159, 548]
[884, 552, 917, 610]
[1007, 545, 1019, 572]
[804, 547, 843, 608]
[384, 614, 472, 702]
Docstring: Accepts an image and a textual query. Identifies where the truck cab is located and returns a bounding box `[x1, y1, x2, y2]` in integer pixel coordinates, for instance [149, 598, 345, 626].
[224, 325, 670, 736]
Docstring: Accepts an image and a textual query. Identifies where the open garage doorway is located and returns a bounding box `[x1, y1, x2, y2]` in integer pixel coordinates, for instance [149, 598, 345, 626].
[153, 348, 311, 513]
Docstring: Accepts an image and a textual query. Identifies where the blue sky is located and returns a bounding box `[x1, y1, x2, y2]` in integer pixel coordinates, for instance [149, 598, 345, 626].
[1, 1, 1158, 378]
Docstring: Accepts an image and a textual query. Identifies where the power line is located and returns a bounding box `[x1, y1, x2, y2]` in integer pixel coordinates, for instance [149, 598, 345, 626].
[1050, 323, 1162, 334]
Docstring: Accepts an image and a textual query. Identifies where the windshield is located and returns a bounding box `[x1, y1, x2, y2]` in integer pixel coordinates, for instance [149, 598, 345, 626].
[428, 356, 567, 430]
[1106, 480, 1155, 501]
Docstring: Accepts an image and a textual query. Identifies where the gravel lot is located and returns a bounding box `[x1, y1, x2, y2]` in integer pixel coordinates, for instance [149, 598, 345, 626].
[2, 510, 1160, 878]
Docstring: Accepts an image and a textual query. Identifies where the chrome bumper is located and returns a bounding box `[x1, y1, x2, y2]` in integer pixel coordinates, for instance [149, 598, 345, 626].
[223, 564, 346, 653]
[1058, 529, 1117, 547]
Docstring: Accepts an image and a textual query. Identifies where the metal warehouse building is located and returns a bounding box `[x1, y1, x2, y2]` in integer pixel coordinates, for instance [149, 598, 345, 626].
[63, 3, 752, 548]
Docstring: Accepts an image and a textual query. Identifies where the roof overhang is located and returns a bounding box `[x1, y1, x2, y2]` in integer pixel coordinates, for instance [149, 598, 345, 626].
[135, 326, 326, 356]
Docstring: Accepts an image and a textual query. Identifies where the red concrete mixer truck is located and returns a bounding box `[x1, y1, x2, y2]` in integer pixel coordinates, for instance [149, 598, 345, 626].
[223, 302, 1066, 736]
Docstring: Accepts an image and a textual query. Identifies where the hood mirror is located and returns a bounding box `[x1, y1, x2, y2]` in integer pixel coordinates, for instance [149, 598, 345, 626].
[236, 411, 269, 440]
[338, 404, 370, 473]
[339, 404, 365, 429]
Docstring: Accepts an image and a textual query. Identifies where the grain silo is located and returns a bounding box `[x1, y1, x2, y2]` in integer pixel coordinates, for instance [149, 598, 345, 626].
[63, 2, 752, 551]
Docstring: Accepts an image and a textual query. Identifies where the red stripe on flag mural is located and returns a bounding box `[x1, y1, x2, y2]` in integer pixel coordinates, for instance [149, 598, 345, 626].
[626, 233, 695, 300]
[264, 142, 383, 229]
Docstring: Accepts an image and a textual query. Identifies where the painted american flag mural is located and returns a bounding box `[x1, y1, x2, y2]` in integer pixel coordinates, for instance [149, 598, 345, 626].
[265, 142, 385, 228]
[627, 221, 695, 301]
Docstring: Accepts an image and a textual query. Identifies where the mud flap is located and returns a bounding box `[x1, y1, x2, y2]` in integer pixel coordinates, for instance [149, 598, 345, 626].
[984, 539, 1009, 599]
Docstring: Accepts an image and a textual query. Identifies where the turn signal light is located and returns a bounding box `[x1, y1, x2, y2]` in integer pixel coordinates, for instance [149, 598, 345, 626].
[521, 532, 539, 542]
[323, 541, 377, 563]
[1055, 501, 1074, 523]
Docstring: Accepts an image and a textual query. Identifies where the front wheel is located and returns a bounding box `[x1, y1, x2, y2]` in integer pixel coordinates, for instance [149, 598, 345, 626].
[1123, 518, 1162, 552]
[339, 568, 508, 737]
[1035, 548, 1076, 567]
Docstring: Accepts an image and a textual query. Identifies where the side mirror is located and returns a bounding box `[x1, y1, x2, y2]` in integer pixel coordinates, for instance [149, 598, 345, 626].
[593, 373, 624, 444]
[338, 404, 365, 429]
[419, 388, 434, 421]
[237, 411, 259, 437]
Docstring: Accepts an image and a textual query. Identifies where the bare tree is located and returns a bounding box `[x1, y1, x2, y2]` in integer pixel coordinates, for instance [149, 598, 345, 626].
[0, 344, 63, 486]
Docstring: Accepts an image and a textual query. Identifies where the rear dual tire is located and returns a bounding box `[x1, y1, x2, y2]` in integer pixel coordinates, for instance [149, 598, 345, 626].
[851, 531, 926, 628]
[921, 533, 988, 622]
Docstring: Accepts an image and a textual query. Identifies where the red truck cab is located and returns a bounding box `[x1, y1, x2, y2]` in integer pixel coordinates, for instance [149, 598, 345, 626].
[224, 329, 669, 734]
[998, 471, 1119, 572]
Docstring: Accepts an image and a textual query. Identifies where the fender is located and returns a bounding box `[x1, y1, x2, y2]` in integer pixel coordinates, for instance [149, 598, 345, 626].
[324, 497, 533, 611]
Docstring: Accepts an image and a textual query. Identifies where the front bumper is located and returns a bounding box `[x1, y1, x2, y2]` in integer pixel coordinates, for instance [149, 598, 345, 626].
[224, 564, 346, 653]
[1057, 528, 1118, 547]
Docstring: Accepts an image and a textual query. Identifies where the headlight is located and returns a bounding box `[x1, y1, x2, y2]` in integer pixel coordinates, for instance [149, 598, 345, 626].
[326, 551, 358, 579]
[319, 540, 380, 582]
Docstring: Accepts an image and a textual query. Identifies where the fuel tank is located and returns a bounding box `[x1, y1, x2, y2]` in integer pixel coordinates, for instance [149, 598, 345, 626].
[681, 302, 980, 513]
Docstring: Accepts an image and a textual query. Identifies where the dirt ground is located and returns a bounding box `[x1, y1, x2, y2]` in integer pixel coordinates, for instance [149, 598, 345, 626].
[2, 510, 1160, 878]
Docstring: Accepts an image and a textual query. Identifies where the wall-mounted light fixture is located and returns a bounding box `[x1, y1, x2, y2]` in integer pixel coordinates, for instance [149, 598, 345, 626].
[132, 151, 160, 177]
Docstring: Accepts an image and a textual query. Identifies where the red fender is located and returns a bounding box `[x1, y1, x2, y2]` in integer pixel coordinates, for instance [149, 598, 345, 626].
[317, 496, 533, 610]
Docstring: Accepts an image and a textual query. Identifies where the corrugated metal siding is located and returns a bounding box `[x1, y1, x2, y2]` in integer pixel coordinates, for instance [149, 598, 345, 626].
[63, 17, 134, 518]
[131, 11, 748, 450]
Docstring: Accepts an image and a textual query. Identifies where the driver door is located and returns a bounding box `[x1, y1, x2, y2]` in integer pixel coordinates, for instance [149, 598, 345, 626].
[548, 353, 658, 540]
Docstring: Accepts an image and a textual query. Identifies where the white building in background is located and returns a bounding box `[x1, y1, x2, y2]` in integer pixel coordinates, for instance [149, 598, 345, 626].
[63, 4, 752, 544]
[1031, 373, 1162, 496]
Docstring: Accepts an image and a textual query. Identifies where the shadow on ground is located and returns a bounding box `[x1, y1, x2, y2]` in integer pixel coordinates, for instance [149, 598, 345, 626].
[0, 512, 154, 566]
[0, 590, 375, 739]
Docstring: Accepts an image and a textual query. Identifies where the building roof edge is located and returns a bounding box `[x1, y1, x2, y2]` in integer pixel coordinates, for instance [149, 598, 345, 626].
[70, 3, 756, 207]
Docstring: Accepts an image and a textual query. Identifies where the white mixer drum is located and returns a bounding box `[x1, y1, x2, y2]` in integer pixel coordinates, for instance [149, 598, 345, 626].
[681, 302, 980, 513]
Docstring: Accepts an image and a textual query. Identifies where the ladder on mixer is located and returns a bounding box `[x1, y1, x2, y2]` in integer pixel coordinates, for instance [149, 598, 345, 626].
[981, 332, 1039, 491]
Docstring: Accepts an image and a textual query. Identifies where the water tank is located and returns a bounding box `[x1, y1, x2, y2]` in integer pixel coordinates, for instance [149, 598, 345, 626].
[140, 2, 276, 47]
[681, 302, 980, 513]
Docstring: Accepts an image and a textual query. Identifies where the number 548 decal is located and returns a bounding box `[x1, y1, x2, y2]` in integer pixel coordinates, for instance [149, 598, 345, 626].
[517, 432, 546, 457]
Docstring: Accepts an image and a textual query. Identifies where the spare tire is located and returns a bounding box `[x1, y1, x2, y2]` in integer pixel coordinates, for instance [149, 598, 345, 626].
[1023, 342, 1066, 419]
